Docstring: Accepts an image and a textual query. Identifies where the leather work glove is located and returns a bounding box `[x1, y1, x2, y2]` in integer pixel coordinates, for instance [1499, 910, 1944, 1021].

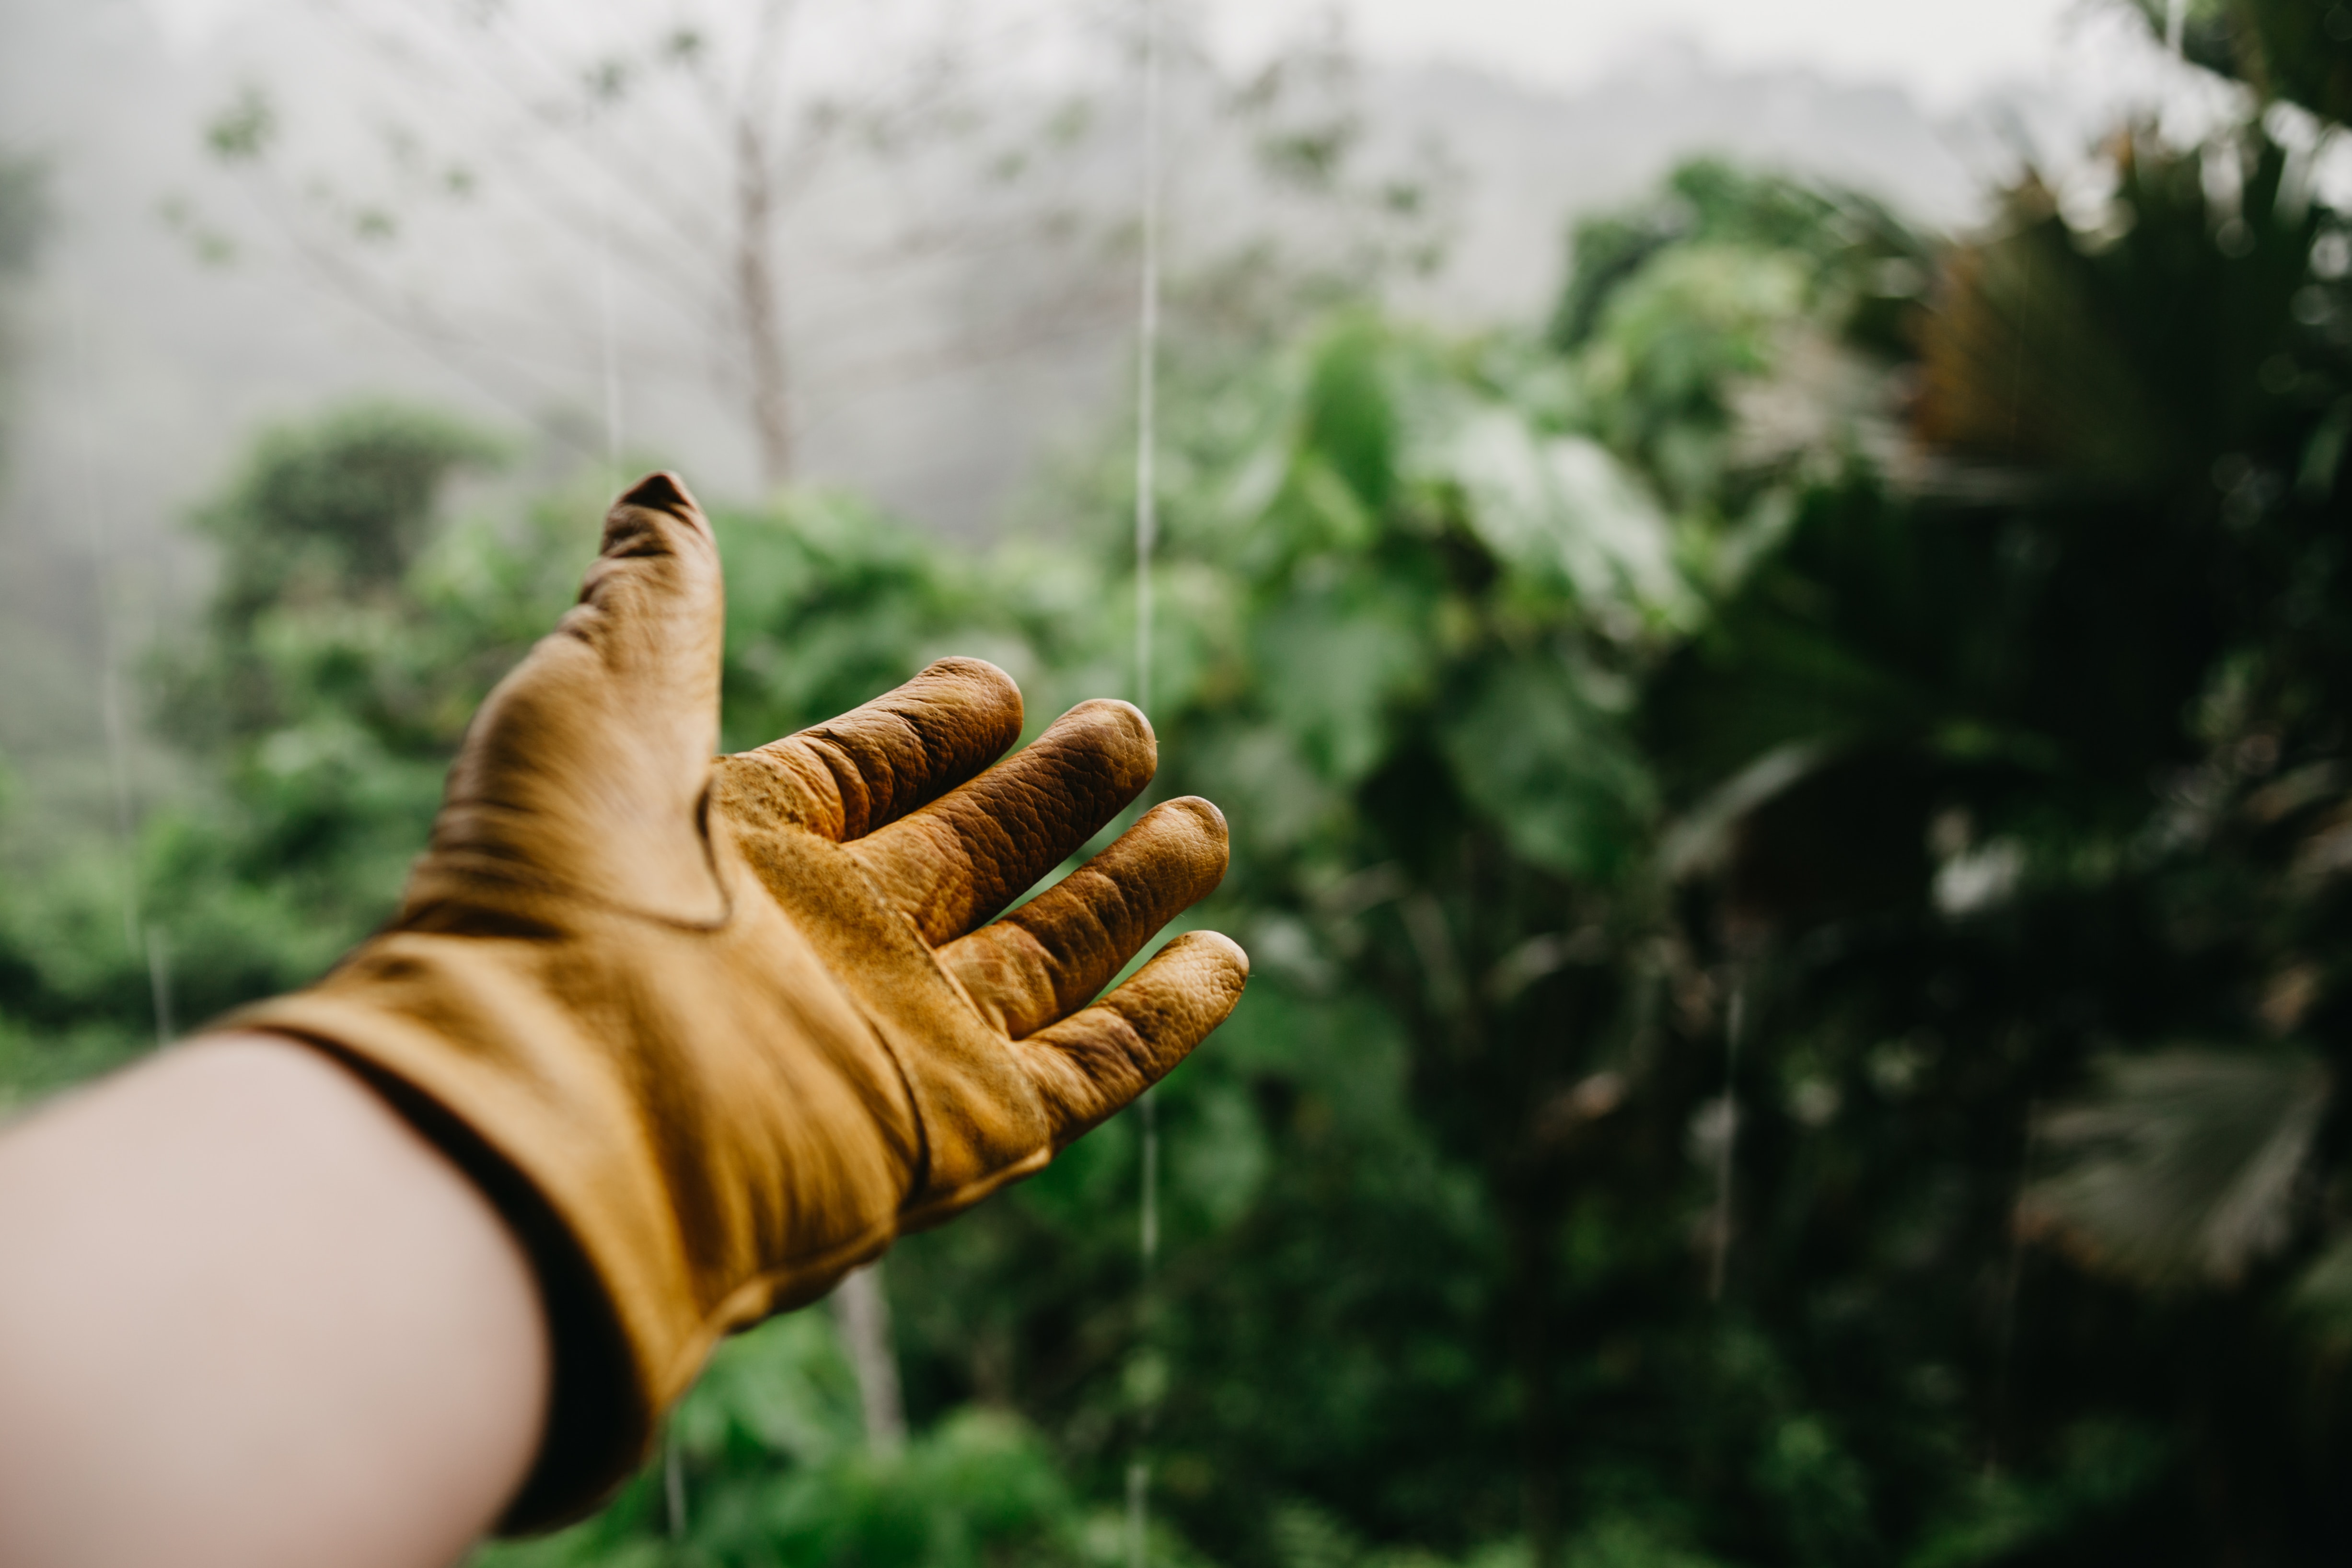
[226, 472, 1248, 1529]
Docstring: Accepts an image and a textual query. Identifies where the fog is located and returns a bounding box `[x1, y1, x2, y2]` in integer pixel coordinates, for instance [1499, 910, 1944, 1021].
[0, 0, 2173, 828]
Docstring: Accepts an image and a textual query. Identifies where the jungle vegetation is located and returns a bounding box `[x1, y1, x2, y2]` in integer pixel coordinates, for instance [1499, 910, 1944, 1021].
[5, 5, 2352, 1563]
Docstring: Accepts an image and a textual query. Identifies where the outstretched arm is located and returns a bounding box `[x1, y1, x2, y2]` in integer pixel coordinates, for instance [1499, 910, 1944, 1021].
[0, 1034, 550, 1568]
[0, 472, 1244, 1567]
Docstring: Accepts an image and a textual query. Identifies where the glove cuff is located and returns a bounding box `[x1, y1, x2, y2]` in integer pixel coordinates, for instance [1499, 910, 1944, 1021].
[222, 934, 893, 1530]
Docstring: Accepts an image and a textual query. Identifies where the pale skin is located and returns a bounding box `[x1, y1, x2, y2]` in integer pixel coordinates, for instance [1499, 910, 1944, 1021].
[0, 1033, 549, 1568]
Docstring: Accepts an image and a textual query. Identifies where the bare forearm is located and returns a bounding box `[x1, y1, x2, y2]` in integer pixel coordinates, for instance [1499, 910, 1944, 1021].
[0, 1033, 549, 1568]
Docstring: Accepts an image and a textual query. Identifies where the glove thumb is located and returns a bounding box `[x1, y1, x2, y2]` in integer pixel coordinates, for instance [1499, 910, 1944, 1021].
[414, 472, 730, 927]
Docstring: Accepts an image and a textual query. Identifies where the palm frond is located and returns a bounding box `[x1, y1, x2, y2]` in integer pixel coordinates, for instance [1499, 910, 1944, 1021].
[2020, 1047, 2331, 1288]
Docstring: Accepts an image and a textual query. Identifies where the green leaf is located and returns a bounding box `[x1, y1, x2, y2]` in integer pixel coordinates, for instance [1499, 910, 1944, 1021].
[1300, 314, 1401, 513]
[1253, 586, 1431, 788]
[1442, 409, 1693, 631]
[1439, 655, 1657, 881]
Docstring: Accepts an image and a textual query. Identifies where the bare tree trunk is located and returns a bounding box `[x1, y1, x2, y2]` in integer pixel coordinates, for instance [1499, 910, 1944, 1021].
[734, 115, 793, 488]
[830, 1263, 906, 1456]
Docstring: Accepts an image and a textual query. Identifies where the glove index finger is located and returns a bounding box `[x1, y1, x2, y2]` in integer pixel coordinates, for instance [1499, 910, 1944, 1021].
[717, 659, 1025, 842]
[850, 698, 1155, 945]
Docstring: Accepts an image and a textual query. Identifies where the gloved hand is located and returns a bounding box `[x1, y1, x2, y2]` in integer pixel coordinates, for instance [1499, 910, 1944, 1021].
[227, 473, 1247, 1528]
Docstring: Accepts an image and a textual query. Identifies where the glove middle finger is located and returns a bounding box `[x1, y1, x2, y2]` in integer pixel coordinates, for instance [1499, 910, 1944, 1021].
[936, 796, 1228, 1038]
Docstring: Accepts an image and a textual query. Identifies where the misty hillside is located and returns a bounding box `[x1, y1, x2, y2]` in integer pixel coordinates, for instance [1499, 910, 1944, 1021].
[0, 0, 2016, 828]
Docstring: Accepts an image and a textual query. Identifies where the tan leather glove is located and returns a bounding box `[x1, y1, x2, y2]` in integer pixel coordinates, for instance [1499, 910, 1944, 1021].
[226, 472, 1247, 1528]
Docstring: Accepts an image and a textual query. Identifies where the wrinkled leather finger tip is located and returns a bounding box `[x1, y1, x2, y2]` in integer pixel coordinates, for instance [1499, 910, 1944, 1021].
[1062, 696, 1153, 741]
[1130, 799, 1230, 898]
[1052, 698, 1158, 782]
[1179, 928, 1251, 981]
[911, 657, 1025, 736]
[918, 654, 1020, 698]
[1157, 795, 1230, 845]
[617, 470, 703, 523]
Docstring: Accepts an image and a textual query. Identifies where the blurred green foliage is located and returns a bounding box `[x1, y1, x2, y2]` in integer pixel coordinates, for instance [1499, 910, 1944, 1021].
[480, 1315, 1143, 1568]
[10, 36, 2352, 1568]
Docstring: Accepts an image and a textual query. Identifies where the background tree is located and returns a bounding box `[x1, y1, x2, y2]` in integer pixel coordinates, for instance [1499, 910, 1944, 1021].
[195, 0, 1122, 487]
[184, 1, 1455, 499]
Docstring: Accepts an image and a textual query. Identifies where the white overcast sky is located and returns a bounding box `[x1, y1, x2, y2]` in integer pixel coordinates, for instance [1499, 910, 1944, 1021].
[1214, 0, 2098, 110]
[1213, 0, 2097, 110]
[147, 0, 2107, 112]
